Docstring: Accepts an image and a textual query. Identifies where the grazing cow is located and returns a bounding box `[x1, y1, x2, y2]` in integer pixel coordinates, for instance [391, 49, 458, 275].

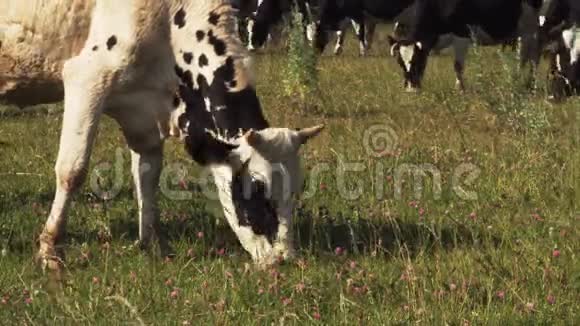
[313, 0, 414, 56]
[389, 0, 542, 91]
[2, 0, 324, 271]
[247, 0, 312, 50]
[539, 0, 580, 98]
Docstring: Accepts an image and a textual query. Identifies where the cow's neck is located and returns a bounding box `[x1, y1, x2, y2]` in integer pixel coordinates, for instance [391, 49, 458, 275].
[171, 1, 269, 142]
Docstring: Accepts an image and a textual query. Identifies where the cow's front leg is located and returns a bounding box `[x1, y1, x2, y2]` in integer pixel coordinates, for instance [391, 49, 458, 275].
[38, 56, 107, 271]
[452, 37, 470, 91]
[130, 148, 167, 253]
[365, 22, 376, 52]
[352, 19, 367, 56]
[112, 97, 169, 255]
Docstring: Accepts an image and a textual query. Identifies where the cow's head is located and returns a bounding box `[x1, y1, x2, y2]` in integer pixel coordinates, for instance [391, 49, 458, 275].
[388, 35, 430, 92]
[180, 118, 324, 264]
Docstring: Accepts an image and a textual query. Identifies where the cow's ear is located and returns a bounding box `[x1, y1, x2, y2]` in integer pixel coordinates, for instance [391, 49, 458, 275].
[297, 124, 325, 144]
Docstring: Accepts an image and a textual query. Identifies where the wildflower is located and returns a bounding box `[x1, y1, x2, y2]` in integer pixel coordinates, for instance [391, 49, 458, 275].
[334, 246, 344, 256]
[196, 231, 204, 239]
[24, 297, 32, 305]
[469, 211, 477, 220]
[295, 282, 306, 293]
[281, 297, 292, 306]
[313, 311, 321, 320]
[552, 249, 560, 258]
[531, 213, 543, 221]
[170, 288, 180, 299]
[257, 287, 264, 295]
[496, 291, 505, 300]
[449, 283, 457, 291]
[525, 302, 535, 312]
[165, 278, 173, 287]
[418, 207, 425, 217]
[92, 276, 100, 285]
[216, 248, 226, 256]
[319, 182, 327, 190]
[349, 260, 357, 269]
[546, 294, 556, 305]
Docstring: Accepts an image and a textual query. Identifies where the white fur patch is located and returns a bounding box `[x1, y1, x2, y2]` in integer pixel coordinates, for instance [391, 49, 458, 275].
[399, 45, 415, 72]
[539, 16, 546, 27]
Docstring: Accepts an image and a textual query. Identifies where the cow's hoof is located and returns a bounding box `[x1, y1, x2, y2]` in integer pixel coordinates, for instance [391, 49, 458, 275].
[37, 240, 64, 273]
[405, 86, 419, 93]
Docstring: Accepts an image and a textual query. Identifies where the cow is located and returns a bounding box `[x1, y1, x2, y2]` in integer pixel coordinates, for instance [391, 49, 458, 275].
[1, 0, 324, 272]
[539, 0, 580, 98]
[313, 0, 414, 56]
[247, 0, 312, 50]
[388, 0, 543, 91]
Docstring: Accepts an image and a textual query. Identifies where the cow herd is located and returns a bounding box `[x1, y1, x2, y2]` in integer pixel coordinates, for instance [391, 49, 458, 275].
[0, 0, 578, 273]
[239, 0, 580, 97]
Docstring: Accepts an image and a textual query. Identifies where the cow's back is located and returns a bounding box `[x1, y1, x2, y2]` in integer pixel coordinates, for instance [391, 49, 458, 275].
[0, 0, 95, 106]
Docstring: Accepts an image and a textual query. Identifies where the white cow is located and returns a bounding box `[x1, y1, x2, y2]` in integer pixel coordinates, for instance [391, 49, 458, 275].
[2, 0, 323, 271]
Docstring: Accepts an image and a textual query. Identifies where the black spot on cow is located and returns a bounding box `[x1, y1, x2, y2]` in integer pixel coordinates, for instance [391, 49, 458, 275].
[173, 95, 181, 108]
[106, 36, 117, 50]
[232, 170, 279, 243]
[198, 54, 209, 67]
[208, 30, 227, 56]
[208, 11, 220, 25]
[196, 30, 206, 42]
[182, 70, 194, 89]
[92, 45, 99, 51]
[183, 52, 193, 65]
[175, 65, 185, 79]
[174, 8, 186, 29]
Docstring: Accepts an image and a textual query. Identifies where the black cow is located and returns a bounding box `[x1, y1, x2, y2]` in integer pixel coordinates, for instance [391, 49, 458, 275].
[539, 0, 580, 98]
[389, 0, 543, 91]
[248, 0, 312, 50]
[313, 0, 414, 56]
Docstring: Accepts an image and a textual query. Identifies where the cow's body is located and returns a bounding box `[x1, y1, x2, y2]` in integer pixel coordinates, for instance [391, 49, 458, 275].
[2, 0, 322, 271]
[389, 0, 542, 91]
[0, 0, 96, 106]
[313, 0, 414, 55]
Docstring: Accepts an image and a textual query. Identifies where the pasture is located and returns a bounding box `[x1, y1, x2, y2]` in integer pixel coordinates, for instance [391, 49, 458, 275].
[0, 30, 579, 324]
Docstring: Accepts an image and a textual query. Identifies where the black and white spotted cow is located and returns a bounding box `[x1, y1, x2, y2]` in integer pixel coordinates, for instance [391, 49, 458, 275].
[28, 0, 323, 272]
[388, 0, 543, 91]
[539, 0, 580, 98]
[313, 0, 414, 56]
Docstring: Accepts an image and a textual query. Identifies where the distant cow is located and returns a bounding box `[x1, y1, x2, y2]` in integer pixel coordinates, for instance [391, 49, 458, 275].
[389, 0, 542, 91]
[539, 0, 580, 98]
[248, 0, 311, 50]
[313, 0, 414, 56]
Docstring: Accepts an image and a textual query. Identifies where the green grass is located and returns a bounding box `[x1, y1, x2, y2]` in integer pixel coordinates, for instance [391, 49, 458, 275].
[0, 32, 579, 324]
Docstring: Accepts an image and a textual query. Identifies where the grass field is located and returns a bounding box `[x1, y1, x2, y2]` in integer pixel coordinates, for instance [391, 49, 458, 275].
[0, 31, 579, 324]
